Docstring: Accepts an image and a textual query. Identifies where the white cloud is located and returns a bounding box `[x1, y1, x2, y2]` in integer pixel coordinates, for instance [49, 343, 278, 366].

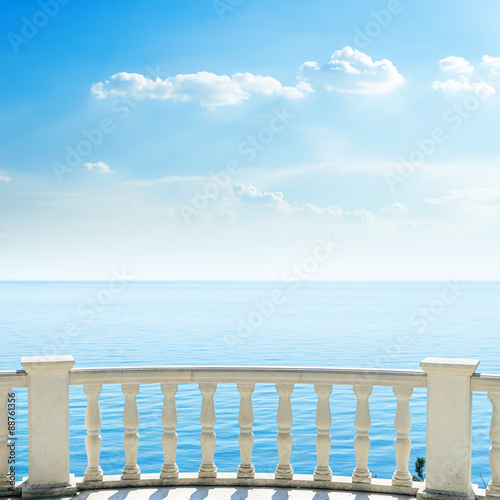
[92, 71, 311, 109]
[83, 161, 113, 173]
[424, 188, 500, 220]
[432, 75, 495, 96]
[299, 46, 405, 95]
[439, 56, 475, 74]
[233, 183, 285, 204]
[482, 55, 500, 69]
[382, 202, 409, 212]
[233, 183, 373, 221]
[0, 171, 11, 182]
[433, 55, 499, 96]
[424, 188, 500, 206]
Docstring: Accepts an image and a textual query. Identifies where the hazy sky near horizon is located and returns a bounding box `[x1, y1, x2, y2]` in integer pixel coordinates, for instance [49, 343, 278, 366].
[1, 0, 500, 280]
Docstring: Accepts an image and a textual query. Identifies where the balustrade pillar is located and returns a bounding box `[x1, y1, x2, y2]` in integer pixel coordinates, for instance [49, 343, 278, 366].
[83, 384, 103, 481]
[275, 383, 294, 479]
[160, 383, 179, 479]
[0, 388, 12, 492]
[487, 391, 500, 497]
[21, 356, 76, 499]
[392, 386, 413, 487]
[418, 358, 479, 500]
[352, 385, 372, 483]
[314, 384, 332, 481]
[121, 383, 140, 480]
[237, 382, 255, 478]
[198, 383, 217, 478]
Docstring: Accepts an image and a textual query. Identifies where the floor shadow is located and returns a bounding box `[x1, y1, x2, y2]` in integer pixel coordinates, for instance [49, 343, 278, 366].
[271, 489, 289, 500]
[312, 491, 332, 500]
[188, 487, 211, 500]
[230, 487, 250, 500]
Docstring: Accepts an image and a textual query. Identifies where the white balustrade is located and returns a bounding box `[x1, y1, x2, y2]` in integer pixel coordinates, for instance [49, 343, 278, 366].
[275, 383, 294, 479]
[160, 383, 179, 479]
[237, 382, 255, 478]
[314, 383, 332, 481]
[83, 384, 103, 482]
[198, 382, 217, 478]
[352, 385, 372, 483]
[121, 383, 140, 480]
[487, 391, 500, 497]
[0, 388, 12, 491]
[5, 355, 500, 499]
[392, 386, 413, 487]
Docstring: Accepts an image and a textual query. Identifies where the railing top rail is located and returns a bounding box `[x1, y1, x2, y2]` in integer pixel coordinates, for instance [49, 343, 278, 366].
[471, 372, 500, 392]
[0, 369, 28, 389]
[68, 365, 427, 387]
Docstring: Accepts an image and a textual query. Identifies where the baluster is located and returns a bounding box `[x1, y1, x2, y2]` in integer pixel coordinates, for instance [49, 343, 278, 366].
[121, 383, 140, 480]
[0, 388, 12, 491]
[275, 383, 294, 479]
[160, 383, 179, 479]
[314, 384, 333, 481]
[392, 386, 413, 487]
[237, 382, 255, 478]
[84, 384, 103, 481]
[198, 383, 217, 478]
[352, 385, 372, 483]
[487, 391, 500, 497]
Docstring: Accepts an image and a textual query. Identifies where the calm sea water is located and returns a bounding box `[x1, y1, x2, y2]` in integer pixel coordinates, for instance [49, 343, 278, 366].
[1, 281, 499, 486]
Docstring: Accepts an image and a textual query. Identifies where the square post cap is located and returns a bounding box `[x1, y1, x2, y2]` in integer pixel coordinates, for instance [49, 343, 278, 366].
[420, 357, 480, 376]
[21, 356, 75, 373]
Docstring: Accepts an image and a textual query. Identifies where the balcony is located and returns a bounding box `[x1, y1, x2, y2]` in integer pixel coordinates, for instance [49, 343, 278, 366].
[1, 357, 499, 500]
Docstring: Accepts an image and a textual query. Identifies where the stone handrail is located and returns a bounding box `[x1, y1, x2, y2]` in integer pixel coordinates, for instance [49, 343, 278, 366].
[1, 356, 499, 500]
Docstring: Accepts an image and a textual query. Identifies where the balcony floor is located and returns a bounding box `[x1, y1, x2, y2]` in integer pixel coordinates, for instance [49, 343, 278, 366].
[5, 487, 417, 500]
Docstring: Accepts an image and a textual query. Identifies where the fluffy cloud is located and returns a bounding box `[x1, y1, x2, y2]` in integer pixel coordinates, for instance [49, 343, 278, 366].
[233, 183, 285, 204]
[233, 183, 373, 221]
[424, 188, 500, 220]
[299, 47, 405, 95]
[83, 161, 113, 173]
[425, 188, 500, 206]
[439, 56, 475, 74]
[433, 55, 498, 96]
[92, 71, 312, 109]
[432, 75, 495, 96]
[0, 171, 11, 182]
[382, 202, 409, 212]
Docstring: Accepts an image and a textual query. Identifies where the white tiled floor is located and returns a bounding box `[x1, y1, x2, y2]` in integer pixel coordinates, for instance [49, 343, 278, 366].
[18, 487, 416, 500]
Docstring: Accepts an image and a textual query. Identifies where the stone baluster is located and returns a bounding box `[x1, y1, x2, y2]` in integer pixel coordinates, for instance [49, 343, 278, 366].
[352, 385, 372, 483]
[83, 384, 103, 481]
[160, 383, 179, 479]
[121, 383, 140, 480]
[314, 384, 333, 481]
[392, 386, 413, 487]
[0, 388, 12, 491]
[275, 383, 294, 479]
[487, 391, 500, 497]
[237, 382, 255, 478]
[198, 383, 217, 478]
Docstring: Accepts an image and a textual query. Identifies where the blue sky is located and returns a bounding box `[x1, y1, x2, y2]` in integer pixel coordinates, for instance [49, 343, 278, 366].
[1, 0, 500, 280]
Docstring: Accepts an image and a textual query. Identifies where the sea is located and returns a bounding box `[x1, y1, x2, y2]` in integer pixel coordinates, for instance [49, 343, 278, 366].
[1, 280, 499, 486]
